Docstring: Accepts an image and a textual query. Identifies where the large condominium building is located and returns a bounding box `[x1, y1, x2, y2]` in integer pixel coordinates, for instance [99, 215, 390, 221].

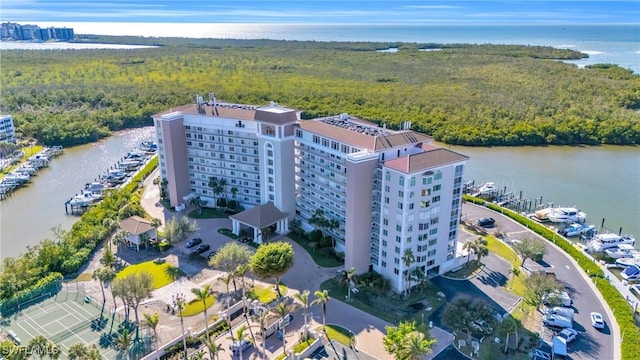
[154, 96, 468, 292]
[0, 115, 15, 143]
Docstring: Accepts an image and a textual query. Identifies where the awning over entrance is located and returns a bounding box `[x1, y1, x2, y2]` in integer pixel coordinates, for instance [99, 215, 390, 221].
[229, 202, 288, 244]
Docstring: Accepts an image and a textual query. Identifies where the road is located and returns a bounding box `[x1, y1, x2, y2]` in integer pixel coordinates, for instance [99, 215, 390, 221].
[462, 203, 615, 360]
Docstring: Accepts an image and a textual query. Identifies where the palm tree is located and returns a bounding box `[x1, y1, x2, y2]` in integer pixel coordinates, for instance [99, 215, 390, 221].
[189, 350, 206, 360]
[234, 263, 250, 296]
[143, 312, 160, 357]
[68, 343, 88, 360]
[189, 195, 206, 215]
[172, 293, 188, 358]
[230, 325, 250, 360]
[230, 187, 238, 199]
[259, 226, 273, 242]
[312, 290, 331, 329]
[256, 310, 276, 359]
[271, 302, 299, 355]
[191, 284, 213, 337]
[294, 290, 311, 330]
[474, 237, 489, 265]
[218, 178, 228, 199]
[114, 328, 133, 360]
[338, 267, 356, 301]
[27, 335, 51, 360]
[92, 267, 115, 305]
[219, 273, 233, 309]
[508, 267, 521, 290]
[200, 335, 225, 360]
[463, 241, 475, 265]
[309, 209, 326, 235]
[400, 331, 433, 360]
[402, 249, 416, 297]
[112, 229, 128, 254]
[499, 317, 518, 353]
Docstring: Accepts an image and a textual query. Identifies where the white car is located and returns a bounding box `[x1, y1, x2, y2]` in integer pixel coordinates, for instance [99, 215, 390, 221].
[557, 328, 578, 343]
[590, 312, 605, 329]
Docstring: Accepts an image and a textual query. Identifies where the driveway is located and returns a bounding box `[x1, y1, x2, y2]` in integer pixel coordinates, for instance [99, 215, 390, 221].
[462, 203, 615, 360]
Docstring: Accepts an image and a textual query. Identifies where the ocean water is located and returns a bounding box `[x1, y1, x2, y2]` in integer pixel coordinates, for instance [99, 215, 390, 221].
[4, 23, 639, 73]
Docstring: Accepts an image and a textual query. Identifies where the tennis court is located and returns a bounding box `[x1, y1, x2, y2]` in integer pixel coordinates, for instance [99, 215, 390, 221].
[4, 291, 124, 359]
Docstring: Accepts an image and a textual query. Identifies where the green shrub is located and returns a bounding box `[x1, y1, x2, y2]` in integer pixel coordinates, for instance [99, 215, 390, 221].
[309, 230, 323, 243]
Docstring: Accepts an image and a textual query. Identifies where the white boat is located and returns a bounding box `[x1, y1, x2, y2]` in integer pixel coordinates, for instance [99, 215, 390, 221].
[604, 244, 639, 259]
[615, 257, 640, 267]
[477, 182, 496, 195]
[533, 208, 554, 222]
[68, 191, 102, 207]
[84, 182, 106, 193]
[558, 223, 596, 237]
[587, 233, 636, 252]
[4, 173, 30, 183]
[547, 207, 586, 224]
[621, 264, 640, 281]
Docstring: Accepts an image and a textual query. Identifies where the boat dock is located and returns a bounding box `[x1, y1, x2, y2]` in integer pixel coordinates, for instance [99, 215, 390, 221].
[0, 146, 63, 200]
[64, 141, 156, 214]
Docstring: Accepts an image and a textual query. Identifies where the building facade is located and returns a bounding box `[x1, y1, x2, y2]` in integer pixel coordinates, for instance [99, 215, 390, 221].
[0, 115, 16, 143]
[154, 97, 468, 292]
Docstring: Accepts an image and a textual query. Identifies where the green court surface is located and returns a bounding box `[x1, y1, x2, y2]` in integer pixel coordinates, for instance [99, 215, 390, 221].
[2, 291, 148, 359]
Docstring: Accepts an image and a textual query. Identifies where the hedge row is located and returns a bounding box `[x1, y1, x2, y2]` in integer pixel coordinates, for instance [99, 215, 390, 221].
[0, 272, 63, 315]
[464, 195, 639, 358]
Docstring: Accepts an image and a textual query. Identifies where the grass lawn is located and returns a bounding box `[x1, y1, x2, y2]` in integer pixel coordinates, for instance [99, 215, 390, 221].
[188, 208, 230, 219]
[320, 278, 445, 324]
[116, 260, 184, 289]
[247, 284, 288, 304]
[317, 325, 355, 346]
[180, 295, 216, 317]
[287, 233, 343, 268]
[485, 235, 526, 296]
[445, 262, 482, 279]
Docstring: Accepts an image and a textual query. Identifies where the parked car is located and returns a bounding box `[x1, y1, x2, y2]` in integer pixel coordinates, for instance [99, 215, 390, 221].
[185, 238, 203, 248]
[557, 328, 578, 343]
[476, 217, 496, 227]
[207, 250, 218, 260]
[193, 244, 211, 254]
[590, 312, 605, 329]
[230, 339, 252, 356]
[543, 314, 573, 329]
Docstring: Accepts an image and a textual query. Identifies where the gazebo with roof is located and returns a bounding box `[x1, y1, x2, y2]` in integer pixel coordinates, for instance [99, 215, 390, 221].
[229, 202, 289, 244]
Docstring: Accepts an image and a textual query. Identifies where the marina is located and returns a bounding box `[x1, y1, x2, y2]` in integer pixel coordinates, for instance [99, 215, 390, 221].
[64, 141, 157, 214]
[0, 146, 63, 200]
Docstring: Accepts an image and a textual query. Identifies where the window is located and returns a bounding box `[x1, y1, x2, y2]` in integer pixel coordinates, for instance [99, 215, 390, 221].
[394, 268, 399, 275]
[432, 196, 440, 203]
[394, 258, 400, 265]
[428, 250, 436, 257]
[396, 236, 401, 243]
[381, 261, 387, 268]
[385, 171, 390, 181]
[434, 171, 442, 180]
[382, 230, 388, 236]
[382, 240, 388, 246]
[421, 189, 431, 196]
[398, 190, 404, 198]
[399, 177, 405, 186]
[410, 177, 416, 186]
[385, 185, 390, 192]
[383, 218, 389, 226]
[409, 203, 414, 210]
[398, 203, 403, 210]
[395, 247, 400, 254]
[396, 225, 402, 232]
[384, 197, 390, 204]
[267, 150, 273, 157]
[433, 184, 441, 192]
[381, 251, 387, 257]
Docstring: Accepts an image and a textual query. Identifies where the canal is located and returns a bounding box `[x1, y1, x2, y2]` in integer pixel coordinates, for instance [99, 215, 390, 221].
[0, 127, 155, 259]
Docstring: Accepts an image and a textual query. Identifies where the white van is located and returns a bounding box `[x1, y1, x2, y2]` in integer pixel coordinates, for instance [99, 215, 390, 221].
[543, 314, 573, 329]
[546, 306, 575, 321]
[543, 290, 573, 307]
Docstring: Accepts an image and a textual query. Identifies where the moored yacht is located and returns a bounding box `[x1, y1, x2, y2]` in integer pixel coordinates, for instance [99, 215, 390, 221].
[477, 182, 496, 195]
[533, 207, 554, 222]
[68, 190, 102, 207]
[547, 207, 586, 224]
[587, 233, 636, 252]
[558, 223, 596, 237]
[604, 244, 639, 259]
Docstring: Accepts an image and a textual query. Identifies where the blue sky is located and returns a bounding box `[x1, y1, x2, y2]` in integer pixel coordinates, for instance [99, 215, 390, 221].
[2, 1, 638, 25]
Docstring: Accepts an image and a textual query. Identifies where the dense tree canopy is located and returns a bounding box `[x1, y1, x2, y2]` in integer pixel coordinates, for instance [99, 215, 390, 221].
[1, 38, 638, 146]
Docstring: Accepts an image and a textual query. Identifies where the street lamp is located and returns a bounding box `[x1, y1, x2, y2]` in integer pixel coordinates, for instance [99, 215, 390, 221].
[172, 293, 187, 359]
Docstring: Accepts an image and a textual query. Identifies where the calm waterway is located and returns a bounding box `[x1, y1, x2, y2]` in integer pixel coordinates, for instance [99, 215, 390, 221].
[0, 127, 155, 260]
[0, 129, 637, 260]
[443, 144, 640, 240]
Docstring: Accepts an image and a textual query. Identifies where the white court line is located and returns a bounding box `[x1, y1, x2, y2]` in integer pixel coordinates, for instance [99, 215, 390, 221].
[53, 319, 89, 345]
[58, 302, 90, 322]
[61, 299, 101, 321]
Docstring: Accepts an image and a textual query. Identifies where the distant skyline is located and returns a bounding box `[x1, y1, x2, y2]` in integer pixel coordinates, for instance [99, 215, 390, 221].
[2, 1, 639, 27]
